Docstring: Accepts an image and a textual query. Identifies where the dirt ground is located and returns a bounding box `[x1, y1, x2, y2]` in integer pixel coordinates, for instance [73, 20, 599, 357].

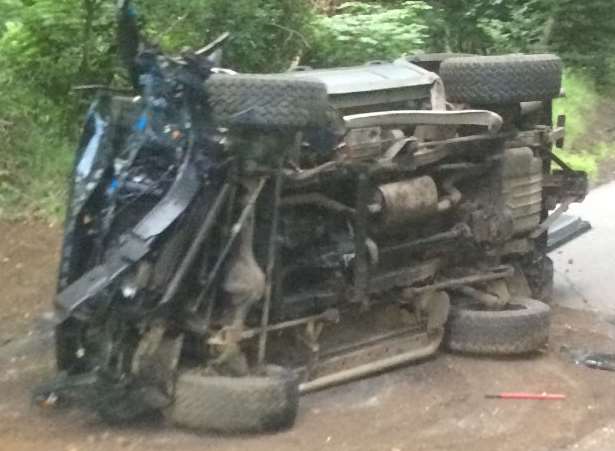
[2, 222, 615, 451]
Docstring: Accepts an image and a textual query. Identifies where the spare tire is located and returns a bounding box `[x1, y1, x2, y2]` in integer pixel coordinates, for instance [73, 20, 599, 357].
[205, 74, 329, 129]
[445, 297, 550, 355]
[168, 365, 299, 433]
[440, 54, 563, 105]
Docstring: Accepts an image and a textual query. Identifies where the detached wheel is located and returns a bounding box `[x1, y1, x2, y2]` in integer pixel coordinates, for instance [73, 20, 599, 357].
[168, 365, 299, 433]
[205, 74, 329, 129]
[445, 297, 550, 355]
[440, 54, 563, 104]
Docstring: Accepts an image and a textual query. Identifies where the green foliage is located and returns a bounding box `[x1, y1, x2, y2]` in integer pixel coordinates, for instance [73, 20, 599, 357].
[0, 1, 116, 219]
[306, 1, 431, 67]
[423, 0, 615, 83]
[0, 79, 77, 219]
[140, 0, 314, 73]
[0, 0, 314, 219]
[423, 0, 505, 53]
[553, 70, 615, 181]
[554, 71, 599, 147]
[0, 0, 116, 97]
[1, 0, 615, 219]
[549, 0, 615, 84]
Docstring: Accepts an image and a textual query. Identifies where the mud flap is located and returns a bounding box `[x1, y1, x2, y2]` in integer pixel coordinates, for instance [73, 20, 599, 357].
[547, 214, 591, 252]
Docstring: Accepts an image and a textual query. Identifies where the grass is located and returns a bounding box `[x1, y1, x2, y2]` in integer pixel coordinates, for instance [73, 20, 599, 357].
[0, 124, 74, 222]
[553, 70, 615, 180]
[553, 71, 599, 145]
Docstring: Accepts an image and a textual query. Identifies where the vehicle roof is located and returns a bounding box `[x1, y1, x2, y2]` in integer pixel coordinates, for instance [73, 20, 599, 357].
[287, 60, 437, 110]
[288, 61, 436, 95]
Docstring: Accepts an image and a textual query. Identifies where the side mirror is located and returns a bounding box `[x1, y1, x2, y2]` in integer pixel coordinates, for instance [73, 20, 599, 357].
[194, 31, 231, 58]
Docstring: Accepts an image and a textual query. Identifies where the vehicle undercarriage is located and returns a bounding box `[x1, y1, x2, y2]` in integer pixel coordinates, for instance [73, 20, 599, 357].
[36, 1, 588, 433]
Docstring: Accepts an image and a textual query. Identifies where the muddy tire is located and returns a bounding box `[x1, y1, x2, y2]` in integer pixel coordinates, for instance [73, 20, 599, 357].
[168, 365, 299, 433]
[204, 74, 329, 129]
[445, 297, 550, 355]
[440, 54, 563, 104]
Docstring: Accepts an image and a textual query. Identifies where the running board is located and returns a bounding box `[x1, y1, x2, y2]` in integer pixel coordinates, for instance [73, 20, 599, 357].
[298, 329, 443, 394]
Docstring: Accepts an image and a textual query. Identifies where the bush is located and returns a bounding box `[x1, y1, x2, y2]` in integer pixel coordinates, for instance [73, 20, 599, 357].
[306, 1, 431, 68]
[140, 0, 314, 73]
[0, 1, 113, 219]
[0, 0, 315, 219]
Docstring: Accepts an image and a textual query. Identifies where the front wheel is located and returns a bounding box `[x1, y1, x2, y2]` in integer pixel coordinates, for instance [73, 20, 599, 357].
[205, 74, 329, 130]
[167, 365, 300, 433]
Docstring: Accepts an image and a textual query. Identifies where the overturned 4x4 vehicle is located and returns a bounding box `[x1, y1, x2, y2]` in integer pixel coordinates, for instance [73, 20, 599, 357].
[40, 2, 588, 433]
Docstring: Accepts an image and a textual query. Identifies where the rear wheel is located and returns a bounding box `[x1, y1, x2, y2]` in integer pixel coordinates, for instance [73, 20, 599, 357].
[440, 54, 563, 105]
[445, 297, 550, 355]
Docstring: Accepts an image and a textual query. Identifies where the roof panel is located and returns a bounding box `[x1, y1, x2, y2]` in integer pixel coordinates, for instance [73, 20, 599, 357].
[287, 62, 436, 95]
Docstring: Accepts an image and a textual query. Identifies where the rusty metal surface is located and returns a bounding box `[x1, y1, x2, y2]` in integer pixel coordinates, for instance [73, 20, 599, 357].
[374, 177, 439, 228]
[502, 147, 543, 235]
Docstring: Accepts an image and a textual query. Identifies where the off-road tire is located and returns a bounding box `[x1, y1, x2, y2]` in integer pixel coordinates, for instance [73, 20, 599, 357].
[204, 74, 329, 129]
[445, 297, 550, 355]
[440, 54, 563, 105]
[168, 365, 299, 433]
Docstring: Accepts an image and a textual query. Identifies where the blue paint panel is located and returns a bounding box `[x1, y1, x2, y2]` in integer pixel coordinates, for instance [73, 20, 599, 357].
[135, 113, 148, 132]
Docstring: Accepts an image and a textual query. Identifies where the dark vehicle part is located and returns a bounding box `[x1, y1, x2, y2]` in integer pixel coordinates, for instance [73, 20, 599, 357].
[523, 256, 554, 302]
[205, 75, 329, 129]
[169, 366, 299, 433]
[440, 54, 563, 104]
[54, 160, 200, 323]
[405, 53, 473, 73]
[445, 298, 550, 355]
[547, 214, 592, 252]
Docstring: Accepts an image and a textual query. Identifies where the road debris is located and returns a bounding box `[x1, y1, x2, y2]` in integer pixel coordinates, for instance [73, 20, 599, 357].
[578, 353, 615, 372]
[561, 346, 615, 372]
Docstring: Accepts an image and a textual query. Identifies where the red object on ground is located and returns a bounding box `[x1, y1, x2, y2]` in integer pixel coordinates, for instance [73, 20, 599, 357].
[485, 392, 566, 400]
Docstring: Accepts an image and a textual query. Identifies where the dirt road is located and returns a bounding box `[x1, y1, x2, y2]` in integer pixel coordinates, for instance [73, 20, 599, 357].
[1, 221, 615, 451]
